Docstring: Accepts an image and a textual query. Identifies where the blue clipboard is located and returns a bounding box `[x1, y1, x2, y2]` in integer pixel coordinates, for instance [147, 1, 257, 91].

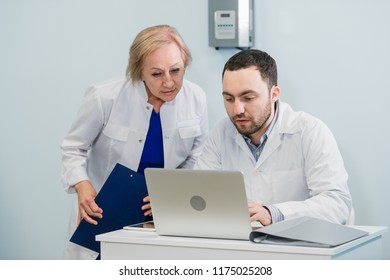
[70, 163, 151, 253]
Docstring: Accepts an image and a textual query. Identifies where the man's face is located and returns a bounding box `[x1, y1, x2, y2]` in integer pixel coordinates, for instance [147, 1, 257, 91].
[222, 66, 280, 144]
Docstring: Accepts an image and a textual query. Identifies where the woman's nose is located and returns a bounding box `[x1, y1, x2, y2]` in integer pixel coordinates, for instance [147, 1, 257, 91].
[162, 73, 174, 87]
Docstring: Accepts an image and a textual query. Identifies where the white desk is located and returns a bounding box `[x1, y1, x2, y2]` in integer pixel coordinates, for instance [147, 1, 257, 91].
[96, 225, 387, 260]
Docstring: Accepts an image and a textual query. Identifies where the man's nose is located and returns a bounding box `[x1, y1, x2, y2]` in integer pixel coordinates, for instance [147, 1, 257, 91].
[233, 100, 245, 116]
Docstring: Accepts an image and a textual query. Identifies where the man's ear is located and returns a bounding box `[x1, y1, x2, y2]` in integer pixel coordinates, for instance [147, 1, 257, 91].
[271, 86, 281, 102]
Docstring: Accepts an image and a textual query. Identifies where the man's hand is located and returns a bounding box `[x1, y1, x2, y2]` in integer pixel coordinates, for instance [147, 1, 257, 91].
[248, 200, 272, 226]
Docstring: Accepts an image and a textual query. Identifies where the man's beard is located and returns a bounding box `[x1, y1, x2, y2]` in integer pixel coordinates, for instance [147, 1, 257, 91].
[232, 100, 272, 138]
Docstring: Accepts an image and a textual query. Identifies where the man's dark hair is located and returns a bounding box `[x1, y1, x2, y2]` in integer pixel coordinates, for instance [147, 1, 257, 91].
[222, 49, 278, 90]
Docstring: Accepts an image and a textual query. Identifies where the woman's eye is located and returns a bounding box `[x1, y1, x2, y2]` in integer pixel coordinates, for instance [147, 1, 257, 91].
[170, 68, 180, 74]
[152, 72, 162, 77]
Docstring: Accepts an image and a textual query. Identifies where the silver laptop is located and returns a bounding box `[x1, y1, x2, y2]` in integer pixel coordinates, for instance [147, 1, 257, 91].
[144, 168, 254, 240]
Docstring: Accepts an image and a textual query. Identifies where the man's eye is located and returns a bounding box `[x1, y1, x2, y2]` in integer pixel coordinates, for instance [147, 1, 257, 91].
[243, 96, 256, 101]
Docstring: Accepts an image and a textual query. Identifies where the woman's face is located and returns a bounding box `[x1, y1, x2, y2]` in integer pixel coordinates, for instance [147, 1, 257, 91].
[141, 42, 185, 104]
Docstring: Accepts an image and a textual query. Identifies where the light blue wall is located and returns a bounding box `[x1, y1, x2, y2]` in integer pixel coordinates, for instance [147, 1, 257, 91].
[0, 0, 389, 259]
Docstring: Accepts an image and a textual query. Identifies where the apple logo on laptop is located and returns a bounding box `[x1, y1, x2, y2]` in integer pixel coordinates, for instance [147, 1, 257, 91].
[190, 195, 206, 211]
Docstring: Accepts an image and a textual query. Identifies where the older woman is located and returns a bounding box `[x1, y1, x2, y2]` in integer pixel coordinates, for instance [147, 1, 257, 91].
[61, 25, 208, 259]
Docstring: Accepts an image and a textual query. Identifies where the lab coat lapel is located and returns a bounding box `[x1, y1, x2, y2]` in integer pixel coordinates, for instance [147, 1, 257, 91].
[159, 99, 177, 169]
[255, 131, 282, 168]
[255, 101, 291, 168]
[234, 132, 257, 165]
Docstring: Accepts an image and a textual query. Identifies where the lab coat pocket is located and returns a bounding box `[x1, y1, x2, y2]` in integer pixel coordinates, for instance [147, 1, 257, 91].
[102, 122, 130, 142]
[178, 119, 202, 139]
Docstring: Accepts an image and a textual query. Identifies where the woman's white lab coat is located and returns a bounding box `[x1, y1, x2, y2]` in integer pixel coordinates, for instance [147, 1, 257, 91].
[195, 101, 352, 225]
[61, 76, 208, 259]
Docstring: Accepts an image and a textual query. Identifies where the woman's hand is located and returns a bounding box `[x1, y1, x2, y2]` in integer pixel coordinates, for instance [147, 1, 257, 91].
[75, 180, 103, 225]
[141, 196, 153, 217]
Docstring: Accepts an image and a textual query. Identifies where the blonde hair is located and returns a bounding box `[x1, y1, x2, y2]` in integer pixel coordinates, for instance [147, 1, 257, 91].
[126, 25, 192, 82]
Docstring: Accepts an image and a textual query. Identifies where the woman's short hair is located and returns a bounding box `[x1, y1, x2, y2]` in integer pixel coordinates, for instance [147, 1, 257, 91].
[126, 25, 192, 82]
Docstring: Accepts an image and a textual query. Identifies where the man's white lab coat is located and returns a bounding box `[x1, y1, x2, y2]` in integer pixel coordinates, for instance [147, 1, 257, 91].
[195, 101, 352, 224]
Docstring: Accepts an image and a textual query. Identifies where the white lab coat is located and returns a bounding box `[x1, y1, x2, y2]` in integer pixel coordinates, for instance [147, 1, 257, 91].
[61, 76, 208, 259]
[195, 101, 352, 224]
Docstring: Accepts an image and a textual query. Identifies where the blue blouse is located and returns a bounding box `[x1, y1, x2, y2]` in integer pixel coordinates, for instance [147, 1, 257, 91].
[137, 110, 164, 175]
